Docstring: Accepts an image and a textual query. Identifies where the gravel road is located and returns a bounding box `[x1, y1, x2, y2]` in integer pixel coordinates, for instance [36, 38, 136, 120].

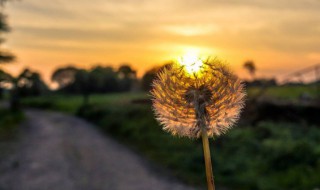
[0, 109, 197, 190]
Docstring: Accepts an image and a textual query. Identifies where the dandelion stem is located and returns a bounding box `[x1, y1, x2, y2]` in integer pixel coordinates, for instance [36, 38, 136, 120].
[201, 128, 215, 190]
[194, 99, 215, 190]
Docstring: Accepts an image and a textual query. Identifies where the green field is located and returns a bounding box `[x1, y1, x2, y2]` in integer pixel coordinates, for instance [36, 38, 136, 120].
[22, 93, 149, 114]
[22, 84, 319, 114]
[21, 89, 320, 190]
[247, 84, 319, 101]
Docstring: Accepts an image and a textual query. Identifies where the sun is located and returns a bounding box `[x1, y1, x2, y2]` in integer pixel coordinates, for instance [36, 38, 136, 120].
[178, 51, 204, 74]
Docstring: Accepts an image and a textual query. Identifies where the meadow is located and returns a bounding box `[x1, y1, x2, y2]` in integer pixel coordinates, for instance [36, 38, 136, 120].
[22, 84, 319, 113]
[247, 84, 319, 101]
[20, 85, 320, 190]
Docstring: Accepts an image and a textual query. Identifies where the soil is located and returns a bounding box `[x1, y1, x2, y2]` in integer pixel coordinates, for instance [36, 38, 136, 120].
[0, 109, 197, 190]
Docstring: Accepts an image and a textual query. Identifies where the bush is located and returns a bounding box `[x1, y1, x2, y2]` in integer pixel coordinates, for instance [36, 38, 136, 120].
[78, 103, 320, 190]
[0, 109, 24, 141]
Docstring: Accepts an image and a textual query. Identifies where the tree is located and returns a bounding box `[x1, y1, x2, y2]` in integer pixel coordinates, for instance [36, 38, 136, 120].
[0, 69, 20, 111]
[0, 68, 11, 81]
[118, 65, 136, 79]
[141, 68, 158, 91]
[243, 60, 256, 80]
[52, 66, 89, 104]
[51, 66, 78, 90]
[73, 69, 90, 105]
[141, 63, 171, 91]
[0, 68, 11, 99]
[0, 2, 15, 64]
[2, 69, 48, 111]
[117, 64, 136, 91]
[17, 69, 48, 97]
[89, 66, 119, 93]
[0, 0, 15, 104]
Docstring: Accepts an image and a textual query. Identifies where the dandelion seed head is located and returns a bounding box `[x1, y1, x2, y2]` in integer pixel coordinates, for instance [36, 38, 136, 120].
[151, 58, 246, 138]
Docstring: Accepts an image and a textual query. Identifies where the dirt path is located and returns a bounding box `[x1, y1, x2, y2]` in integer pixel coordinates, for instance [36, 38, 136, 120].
[0, 109, 197, 190]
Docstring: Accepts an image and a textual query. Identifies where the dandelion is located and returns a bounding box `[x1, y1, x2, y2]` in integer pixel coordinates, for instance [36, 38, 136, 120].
[151, 57, 246, 190]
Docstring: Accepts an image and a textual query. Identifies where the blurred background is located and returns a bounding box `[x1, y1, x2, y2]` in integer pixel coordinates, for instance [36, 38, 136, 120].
[0, 0, 320, 189]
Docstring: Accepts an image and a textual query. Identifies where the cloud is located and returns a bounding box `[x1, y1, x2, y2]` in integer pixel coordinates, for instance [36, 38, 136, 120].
[4, 0, 320, 82]
[177, 0, 320, 11]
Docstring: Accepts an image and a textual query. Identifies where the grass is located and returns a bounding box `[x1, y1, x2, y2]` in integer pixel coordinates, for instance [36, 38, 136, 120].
[0, 109, 24, 141]
[247, 84, 319, 101]
[0, 108, 24, 178]
[22, 84, 319, 114]
[21, 90, 320, 190]
[0, 108, 24, 165]
[22, 92, 148, 114]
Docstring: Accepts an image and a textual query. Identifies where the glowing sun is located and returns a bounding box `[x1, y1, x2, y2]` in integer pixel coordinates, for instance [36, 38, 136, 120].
[178, 52, 204, 74]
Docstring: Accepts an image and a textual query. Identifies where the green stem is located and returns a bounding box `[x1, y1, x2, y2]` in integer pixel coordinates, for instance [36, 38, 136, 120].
[201, 128, 215, 190]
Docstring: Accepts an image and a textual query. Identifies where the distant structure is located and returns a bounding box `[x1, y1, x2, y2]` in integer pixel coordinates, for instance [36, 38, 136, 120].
[280, 64, 320, 84]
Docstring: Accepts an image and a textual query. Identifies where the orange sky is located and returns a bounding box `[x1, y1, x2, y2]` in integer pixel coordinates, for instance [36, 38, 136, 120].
[1, 0, 320, 84]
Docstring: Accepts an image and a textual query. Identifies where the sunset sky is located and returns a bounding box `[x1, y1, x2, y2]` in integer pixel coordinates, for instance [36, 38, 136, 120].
[2, 0, 320, 84]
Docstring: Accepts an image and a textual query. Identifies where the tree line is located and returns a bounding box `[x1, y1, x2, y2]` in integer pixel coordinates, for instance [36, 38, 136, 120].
[0, 57, 281, 109]
[0, 63, 169, 108]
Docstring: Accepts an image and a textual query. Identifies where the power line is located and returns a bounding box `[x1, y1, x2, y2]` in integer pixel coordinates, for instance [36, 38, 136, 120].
[281, 64, 320, 84]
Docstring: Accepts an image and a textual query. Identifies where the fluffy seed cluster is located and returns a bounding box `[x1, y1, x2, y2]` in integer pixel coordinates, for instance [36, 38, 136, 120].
[151, 59, 246, 138]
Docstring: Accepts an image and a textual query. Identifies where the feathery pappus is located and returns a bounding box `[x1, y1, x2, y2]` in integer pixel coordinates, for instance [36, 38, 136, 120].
[151, 58, 246, 138]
